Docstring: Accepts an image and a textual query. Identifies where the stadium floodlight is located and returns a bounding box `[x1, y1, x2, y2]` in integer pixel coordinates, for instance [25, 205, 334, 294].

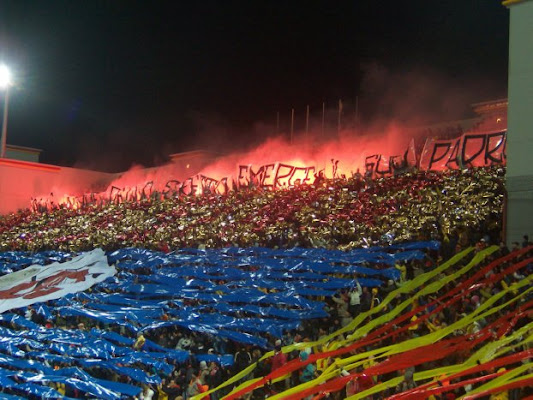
[0, 65, 11, 89]
[0, 64, 12, 158]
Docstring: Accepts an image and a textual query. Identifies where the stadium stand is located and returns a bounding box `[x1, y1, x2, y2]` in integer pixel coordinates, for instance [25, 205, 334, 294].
[0, 166, 530, 399]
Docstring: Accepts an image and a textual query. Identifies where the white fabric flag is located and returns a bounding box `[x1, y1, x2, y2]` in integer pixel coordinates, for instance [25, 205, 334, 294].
[0, 248, 116, 314]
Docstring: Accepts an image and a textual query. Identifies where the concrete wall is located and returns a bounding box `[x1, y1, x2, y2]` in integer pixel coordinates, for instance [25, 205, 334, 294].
[0, 150, 223, 215]
[0, 158, 116, 215]
[505, 0, 533, 244]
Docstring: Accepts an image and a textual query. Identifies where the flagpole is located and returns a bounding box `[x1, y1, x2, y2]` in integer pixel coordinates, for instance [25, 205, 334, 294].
[322, 101, 325, 137]
[305, 105, 309, 137]
[355, 96, 359, 135]
[290, 108, 294, 144]
[337, 99, 342, 135]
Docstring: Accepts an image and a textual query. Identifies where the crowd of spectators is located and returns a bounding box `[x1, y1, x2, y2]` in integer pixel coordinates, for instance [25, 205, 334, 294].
[0, 165, 530, 399]
[0, 167, 505, 253]
[2, 239, 529, 399]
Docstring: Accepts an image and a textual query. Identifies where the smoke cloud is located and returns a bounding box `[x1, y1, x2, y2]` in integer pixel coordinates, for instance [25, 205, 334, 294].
[35, 63, 506, 205]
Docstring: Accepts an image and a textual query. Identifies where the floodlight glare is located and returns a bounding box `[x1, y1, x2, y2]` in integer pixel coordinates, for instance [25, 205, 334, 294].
[0, 65, 12, 89]
[0, 64, 11, 158]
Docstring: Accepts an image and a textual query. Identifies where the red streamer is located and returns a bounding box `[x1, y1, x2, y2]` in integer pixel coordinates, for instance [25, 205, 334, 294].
[221, 249, 533, 400]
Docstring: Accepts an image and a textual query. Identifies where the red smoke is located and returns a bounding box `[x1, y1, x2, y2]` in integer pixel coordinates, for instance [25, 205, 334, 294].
[28, 64, 506, 210]
[29, 121, 414, 210]
[202, 123, 412, 181]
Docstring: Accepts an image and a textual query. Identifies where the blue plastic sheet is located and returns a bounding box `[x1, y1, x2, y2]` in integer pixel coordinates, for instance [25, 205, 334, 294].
[113, 354, 174, 375]
[0, 314, 43, 331]
[0, 394, 26, 400]
[141, 340, 189, 363]
[47, 367, 94, 381]
[0, 368, 18, 388]
[0, 242, 438, 399]
[210, 303, 327, 320]
[96, 330, 135, 346]
[92, 378, 142, 398]
[101, 363, 162, 385]
[214, 329, 269, 348]
[196, 354, 234, 367]
[36, 305, 53, 321]
[25, 352, 75, 364]
[12, 383, 64, 399]
[2, 244, 436, 350]
[20, 373, 121, 400]
[60, 378, 120, 400]
[0, 355, 54, 375]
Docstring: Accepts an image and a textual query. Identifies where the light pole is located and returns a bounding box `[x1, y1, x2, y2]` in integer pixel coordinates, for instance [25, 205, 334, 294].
[0, 64, 12, 158]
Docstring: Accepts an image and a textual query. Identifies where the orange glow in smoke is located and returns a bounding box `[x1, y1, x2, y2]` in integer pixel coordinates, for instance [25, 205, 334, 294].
[34, 124, 414, 210]
[58, 195, 81, 210]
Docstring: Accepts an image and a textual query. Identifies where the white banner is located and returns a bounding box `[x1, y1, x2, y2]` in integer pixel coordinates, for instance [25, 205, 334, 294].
[0, 249, 116, 314]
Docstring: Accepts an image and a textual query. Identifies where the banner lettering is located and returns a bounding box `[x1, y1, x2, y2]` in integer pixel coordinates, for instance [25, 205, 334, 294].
[365, 139, 417, 178]
[420, 131, 506, 171]
[36, 131, 506, 210]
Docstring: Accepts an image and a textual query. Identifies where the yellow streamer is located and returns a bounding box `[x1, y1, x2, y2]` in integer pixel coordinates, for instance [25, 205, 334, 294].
[204, 246, 533, 400]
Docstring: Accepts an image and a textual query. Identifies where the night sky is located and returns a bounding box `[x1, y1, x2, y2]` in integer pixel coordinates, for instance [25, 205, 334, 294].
[0, 1, 509, 172]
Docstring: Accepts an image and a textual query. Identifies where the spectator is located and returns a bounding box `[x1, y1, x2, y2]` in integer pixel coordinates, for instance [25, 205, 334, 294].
[271, 342, 288, 391]
[349, 279, 362, 316]
[186, 374, 202, 398]
[206, 362, 223, 400]
[140, 384, 155, 400]
[234, 347, 252, 373]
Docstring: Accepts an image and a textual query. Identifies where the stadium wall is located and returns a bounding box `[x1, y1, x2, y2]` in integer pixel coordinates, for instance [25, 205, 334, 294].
[0, 159, 117, 214]
[505, 0, 533, 244]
